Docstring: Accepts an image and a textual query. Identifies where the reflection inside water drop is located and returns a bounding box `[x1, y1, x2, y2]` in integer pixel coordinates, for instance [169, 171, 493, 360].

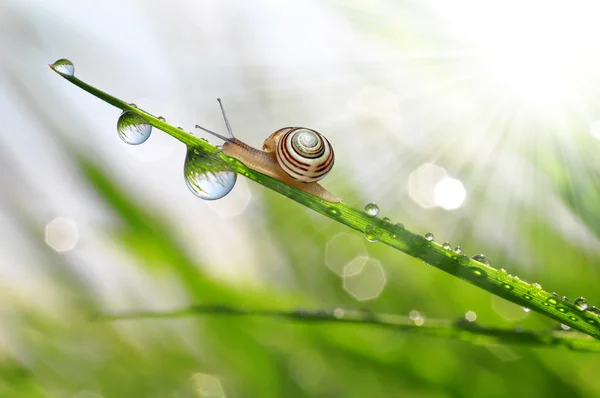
[364, 203, 379, 216]
[51, 58, 75, 76]
[184, 148, 237, 200]
[117, 111, 152, 145]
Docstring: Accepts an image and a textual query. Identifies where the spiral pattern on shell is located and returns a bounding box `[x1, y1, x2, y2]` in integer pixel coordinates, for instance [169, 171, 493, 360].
[274, 128, 335, 182]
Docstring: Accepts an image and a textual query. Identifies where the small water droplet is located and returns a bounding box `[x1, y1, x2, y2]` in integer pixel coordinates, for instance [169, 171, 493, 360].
[500, 268, 507, 274]
[424, 232, 434, 241]
[574, 297, 588, 311]
[442, 242, 451, 250]
[382, 217, 390, 223]
[129, 103, 138, 108]
[546, 297, 559, 305]
[522, 307, 531, 312]
[327, 207, 341, 217]
[364, 203, 379, 216]
[532, 283, 542, 290]
[551, 292, 560, 298]
[178, 126, 184, 130]
[587, 306, 600, 316]
[364, 225, 379, 243]
[458, 255, 470, 265]
[50, 58, 75, 76]
[117, 111, 152, 145]
[158, 116, 166, 122]
[184, 147, 237, 200]
[561, 296, 570, 302]
[454, 246, 462, 254]
[471, 254, 489, 266]
[560, 324, 571, 330]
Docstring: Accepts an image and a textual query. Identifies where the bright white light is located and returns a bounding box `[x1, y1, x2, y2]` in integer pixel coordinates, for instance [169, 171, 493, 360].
[590, 121, 600, 140]
[465, 311, 477, 322]
[438, 0, 600, 107]
[434, 177, 467, 210]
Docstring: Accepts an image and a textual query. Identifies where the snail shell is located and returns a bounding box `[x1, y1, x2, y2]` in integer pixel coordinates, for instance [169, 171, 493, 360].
[222, 127, 339, 202]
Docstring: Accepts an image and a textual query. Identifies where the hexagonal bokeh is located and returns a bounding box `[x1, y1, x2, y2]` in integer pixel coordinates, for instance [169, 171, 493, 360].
[342, 257, 387, 301]
[408, 163, 448, 209]
[191, 373, 226, 398]
[45, 217, 79, 252]
[325, 233, 368, 276]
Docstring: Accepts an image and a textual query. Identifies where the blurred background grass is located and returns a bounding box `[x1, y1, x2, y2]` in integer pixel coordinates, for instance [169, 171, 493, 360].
[2, 0, 600, 397]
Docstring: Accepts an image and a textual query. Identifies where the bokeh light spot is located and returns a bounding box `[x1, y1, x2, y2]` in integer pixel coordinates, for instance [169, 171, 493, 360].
[45, 217, 79, 252]
[408, 163, 448, 208]
[342, 257, 387, 301]
[434, 177, 467, 210]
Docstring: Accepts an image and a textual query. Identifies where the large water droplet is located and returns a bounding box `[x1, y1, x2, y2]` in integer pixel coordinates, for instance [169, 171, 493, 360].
[51, 58, 74, 76]
[117, 111, 152, 145]
[364, 225, 379, 243]
[424, 232, 434, 241]
[574, 297, 588, 311]
[471, 254, 489, 266]
[364, 203, 379, 216]
[587, 306, 600, 316]
[184, 148, 237, 200]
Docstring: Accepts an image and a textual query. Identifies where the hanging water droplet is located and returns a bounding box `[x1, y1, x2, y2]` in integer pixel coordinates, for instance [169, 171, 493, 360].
[442, 242, 451, 250]
[50, 58, 75, 76]
[471, 254, 489, 266]
[382, 217, 390, 223]
[560, 324, 571, 330]
[424, 232, 434, 241]
[117, 111, 152, 145]
[184, 147, 237, 200]
[364, 225, 379, 243]
[364, 203, 379, 216]
[454, 246, 462, 254]
[522, 307, 531, 313]
[573, 297, 588, 310]
[158, 116, 166, 122]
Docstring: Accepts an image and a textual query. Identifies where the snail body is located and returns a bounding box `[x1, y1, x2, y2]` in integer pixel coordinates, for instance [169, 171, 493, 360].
[196, 100, 340, 203]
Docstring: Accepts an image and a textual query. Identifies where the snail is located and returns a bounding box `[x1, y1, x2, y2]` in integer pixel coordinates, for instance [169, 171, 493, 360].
[196, 99, 340, 203]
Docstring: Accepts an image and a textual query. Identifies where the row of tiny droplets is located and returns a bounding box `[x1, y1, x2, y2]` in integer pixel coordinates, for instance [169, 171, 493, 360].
[361, 202, 600, 325]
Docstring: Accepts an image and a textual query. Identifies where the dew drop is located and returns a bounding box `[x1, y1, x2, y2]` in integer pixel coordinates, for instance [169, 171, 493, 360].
[51, 58, 75, 77]
[587, 306, 600, 316]
[574, 297, 589, 311]
[117, 111, 152, 145]
[382, 217, 390, 223]
[500, 268, 507, 274]
[364, 225, 379, 243]
[424, 232, 434, 241]
[560, 324, 571, 330]
[442, 242, 451, 250]
[458, 255, 470, 265]
[184, 147, 237, 200]
[532, 283, 542, 290]
[454, 246, 462, 254]
[546, 297, 559, 306]
[471, 254, 489, 266]
[129, 103, 138, 108]
[364, 203, 379, 216]
[158, 116, 166, 122]
[522, 307, 531, 312]
[327, 207, 341, 217]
